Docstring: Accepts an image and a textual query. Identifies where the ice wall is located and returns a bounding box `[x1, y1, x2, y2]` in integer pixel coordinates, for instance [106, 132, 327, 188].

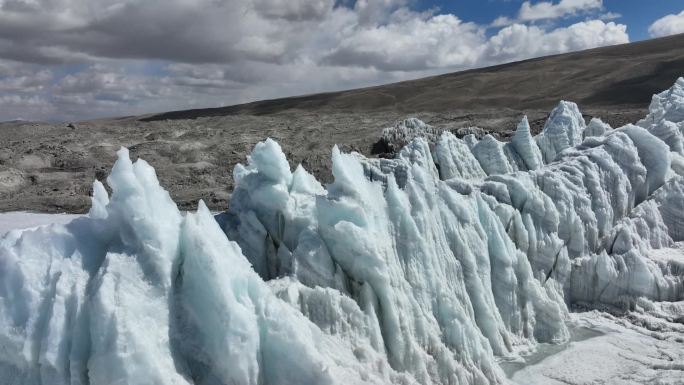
[225, 136, 571, 385]
[0, 148, 415, 385]
[223, 77, 684, 381]
[536, 101, 586, 164]
[1, 78, 684, 385]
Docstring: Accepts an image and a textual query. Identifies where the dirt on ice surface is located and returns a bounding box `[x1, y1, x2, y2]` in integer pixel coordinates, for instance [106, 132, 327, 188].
[0, 108, 646, 214]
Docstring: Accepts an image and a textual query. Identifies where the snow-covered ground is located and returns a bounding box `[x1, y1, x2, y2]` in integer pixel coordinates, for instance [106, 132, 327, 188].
[507, 308, 684, 384]
[0, 211, 82, 235]
[505, 243, 684, 384]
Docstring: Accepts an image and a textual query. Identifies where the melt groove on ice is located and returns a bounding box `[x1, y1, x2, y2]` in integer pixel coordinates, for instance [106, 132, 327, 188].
[2, 78, 684, 385]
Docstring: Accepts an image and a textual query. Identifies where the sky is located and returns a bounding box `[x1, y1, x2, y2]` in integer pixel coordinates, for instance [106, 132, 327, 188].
[0, 0, 682, 122]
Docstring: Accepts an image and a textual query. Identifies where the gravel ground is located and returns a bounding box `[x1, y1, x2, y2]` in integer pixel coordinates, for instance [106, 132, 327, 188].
[0, 107, 646, 213]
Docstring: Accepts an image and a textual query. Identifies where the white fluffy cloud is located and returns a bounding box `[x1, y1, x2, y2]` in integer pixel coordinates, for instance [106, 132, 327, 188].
[323, 14, 485, 71]
[485, 20, 628, 63]
[648, 10, 684, 38]
[253, 0, 334, 21]
[492, 0, 605, 26]
[519, 0, 603, 22]
[0, 62, 52, 92]
[0, 0, 631, 121]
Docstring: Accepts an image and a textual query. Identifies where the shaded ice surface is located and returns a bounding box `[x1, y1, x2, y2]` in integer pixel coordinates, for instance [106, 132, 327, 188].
[2, 79, 684, 385]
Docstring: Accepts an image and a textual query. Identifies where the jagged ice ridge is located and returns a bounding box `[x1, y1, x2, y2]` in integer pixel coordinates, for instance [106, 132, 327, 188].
[2, 78, 684, 385]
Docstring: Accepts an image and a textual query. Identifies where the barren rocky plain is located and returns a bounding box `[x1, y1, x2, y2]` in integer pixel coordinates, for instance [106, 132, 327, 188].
[1, 33, 683, 213]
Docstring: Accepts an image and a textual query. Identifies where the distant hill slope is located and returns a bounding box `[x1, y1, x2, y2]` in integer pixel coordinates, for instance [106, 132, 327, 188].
[143, 33, 684, 121]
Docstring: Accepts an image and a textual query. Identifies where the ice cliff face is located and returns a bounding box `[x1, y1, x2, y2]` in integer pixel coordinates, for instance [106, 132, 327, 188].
[535, 101, 586, 164]
[2, 78, 684, 385]
[0, 149, 406, 385]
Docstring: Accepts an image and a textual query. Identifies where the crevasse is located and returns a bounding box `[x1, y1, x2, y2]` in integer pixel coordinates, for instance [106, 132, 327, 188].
[2, 78, 684, 385]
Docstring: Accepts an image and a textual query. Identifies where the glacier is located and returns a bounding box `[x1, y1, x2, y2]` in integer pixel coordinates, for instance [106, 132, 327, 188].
[1, 78, 684, 385]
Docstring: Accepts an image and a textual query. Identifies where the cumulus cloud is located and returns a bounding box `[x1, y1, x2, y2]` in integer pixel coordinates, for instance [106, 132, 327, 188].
[598, 12, 621, 21]
[493, 0, 605, 26]
[0, 94, 54, 121]
[485, 20, 628, 63]
[0, 62, 52, 92]
[0, 0, 302, 64]
[253, 0, 334, 21]
[648, 10, 684, 38]
[323, 14, 485, 71]
[0, 0, 631, 121]
[519, 0, 603, 22]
